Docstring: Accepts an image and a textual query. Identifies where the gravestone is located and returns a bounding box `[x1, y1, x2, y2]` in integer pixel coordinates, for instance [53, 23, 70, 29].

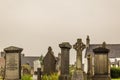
[43, 47, 56, 75]
[56, 53, 61, 74]
[92, 42, 111, 80]
[59, 42, 72, 80]
[34, 60, 41, 73]
[4, 46, 23, 80]
[118, 60, 120, 67]
[33, 60, 41, 80]
[22, 63, 31, 75]
[33, 75, 37, 80]
[33, 68, 42, 80]
[87, 54, 93, 80]
[37, 68, 42, 80]
[71, 39, 86, 80]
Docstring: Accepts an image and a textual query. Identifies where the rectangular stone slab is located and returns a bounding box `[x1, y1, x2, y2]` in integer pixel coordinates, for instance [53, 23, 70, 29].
[5, 53, 20, 80]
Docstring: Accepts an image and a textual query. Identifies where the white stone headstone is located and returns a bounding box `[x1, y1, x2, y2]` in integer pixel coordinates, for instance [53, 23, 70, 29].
[33, 60, 41, 72]
[32, 75, 37, 80]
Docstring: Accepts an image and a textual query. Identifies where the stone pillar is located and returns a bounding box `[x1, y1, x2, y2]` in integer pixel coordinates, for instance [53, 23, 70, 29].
[72, 39, 86, 80]
[4, 46, 23, 80]
[87, 54, 93, 80]
[37, 68, 41, 80]
[59, 42, 72, 80]
[92, 42, 111, 80]
[108, 59, 111, 76]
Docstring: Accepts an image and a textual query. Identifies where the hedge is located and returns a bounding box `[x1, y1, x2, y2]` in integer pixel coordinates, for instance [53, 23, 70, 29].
[111, 67, 120, 78]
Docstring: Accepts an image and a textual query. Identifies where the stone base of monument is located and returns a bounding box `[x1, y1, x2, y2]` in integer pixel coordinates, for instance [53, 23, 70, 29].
[87, 75, 92, 80]
[71, 70, 85, 80]
[92, 75, 111, 80]
[59, 75, 71, 80]
[33, 75, 37, 80]
[4, 79, 21, 80]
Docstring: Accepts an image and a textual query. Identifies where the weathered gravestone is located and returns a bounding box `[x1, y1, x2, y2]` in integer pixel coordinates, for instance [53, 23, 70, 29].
[37, 68, 42, 80]
[59, 42, 72, 80]
[32, 68, 42, 80]
[34, 60, 41, 73]
[92, 42, 111, 80]
[56, 53, 61, 74]
[4, 46, 23, 80]
[43, 47, 56, 75]
[87, 54, 93, 80]
[22, 63, 31, 75]
[33, 60, 41, 80]
[71, 39, 86, 80]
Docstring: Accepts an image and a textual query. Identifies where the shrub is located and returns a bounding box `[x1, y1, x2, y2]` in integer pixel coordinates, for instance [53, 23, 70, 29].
[21, 74, 32, 80]
[111, 67, 120, 78]
[42, 73, 59, 80]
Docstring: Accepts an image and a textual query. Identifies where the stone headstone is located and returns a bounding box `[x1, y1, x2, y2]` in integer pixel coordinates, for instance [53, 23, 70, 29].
[43, 46, 56, 75]
[23, 68, 30, 75]
[72, 39, 86, 80]
[118, 60, 120, 67]
[92, 42, 111, 80]
[33, 60, 41, 80]
[37, 68, 42, 80]
[56, 53, 61, 74]
[59, 42, 72, 80]
[87, 54, 93, 80]
[34, 60, 41, 72]
[4, 46, 23, 80]
[22, 63, 31, 75]
[33, 75, 37, 80]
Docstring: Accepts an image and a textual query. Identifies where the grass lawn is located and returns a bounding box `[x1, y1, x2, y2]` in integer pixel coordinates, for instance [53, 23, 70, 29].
[112, 78, 120, 80]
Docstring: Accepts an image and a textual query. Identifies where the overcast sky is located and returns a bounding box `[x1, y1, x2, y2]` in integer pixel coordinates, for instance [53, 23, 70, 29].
[0, 0, 120, 64]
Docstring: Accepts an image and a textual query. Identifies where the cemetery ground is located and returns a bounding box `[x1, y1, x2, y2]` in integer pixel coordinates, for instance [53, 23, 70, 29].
[112, 78, 120, 80]
[1, 38, 120, 80]
[0, 75, 120, 80]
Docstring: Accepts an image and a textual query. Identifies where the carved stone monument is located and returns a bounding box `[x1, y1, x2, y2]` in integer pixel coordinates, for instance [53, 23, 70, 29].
[92, 42, 111, 80]
[72, 39, 86, 80]
[4, 46, 23, 80]
[34, 60, 41, 72]
[43, 47, 56, 75]
[59, 42, 72, 80]
[87, 54, 93, 80]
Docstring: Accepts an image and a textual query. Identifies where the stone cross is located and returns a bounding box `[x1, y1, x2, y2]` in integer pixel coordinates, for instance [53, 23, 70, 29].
[73, 39, 85, 70]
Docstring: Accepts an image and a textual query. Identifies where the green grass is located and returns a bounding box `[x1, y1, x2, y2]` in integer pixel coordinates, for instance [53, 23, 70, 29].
[42, 73, 59, 80]
[0, 76, 3, 80]
[21, 74, 32, 80]
[112, 78, 120, 80]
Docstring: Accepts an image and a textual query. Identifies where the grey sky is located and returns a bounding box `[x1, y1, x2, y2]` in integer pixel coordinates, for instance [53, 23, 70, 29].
[0, 0, 120, 64]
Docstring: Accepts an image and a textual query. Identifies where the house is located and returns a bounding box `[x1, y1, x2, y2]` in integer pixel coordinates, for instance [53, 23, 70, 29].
[21, 54, 40, 68]
[85, 36, 120, 68]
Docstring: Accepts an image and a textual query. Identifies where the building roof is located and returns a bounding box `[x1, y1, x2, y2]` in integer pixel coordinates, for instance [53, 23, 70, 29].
[21, 54, 39, 67]
[85, 44, 120, 58]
